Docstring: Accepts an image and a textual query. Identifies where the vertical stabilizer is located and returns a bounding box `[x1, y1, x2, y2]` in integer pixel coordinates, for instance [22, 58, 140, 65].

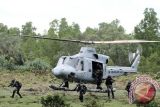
[131, 49, 141, 70]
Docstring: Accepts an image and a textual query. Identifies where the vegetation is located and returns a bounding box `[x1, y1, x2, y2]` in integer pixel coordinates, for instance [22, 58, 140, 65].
[145, 100, 160, 107]
[84, 98, 104, 107]
[0, 72, 138, 107]
[0, 8, 160, 73]
[0, 7, 160, 106]
[0, 71, 159, 107]
[41, 95, 70, 107]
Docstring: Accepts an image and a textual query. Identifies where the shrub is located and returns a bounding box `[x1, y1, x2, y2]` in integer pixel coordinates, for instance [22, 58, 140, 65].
[145, 100, 159, 107]
[0, 55, 15, 70]
[84, 99, 104, 107]
[26, 58, 50, 73]
[14, 65, 30, 71]
[0, 55, 7, 69]
[41, 95, 70, 107]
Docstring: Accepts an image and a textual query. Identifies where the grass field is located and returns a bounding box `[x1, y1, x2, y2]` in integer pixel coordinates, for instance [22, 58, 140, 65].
[0, 71, 159, 107]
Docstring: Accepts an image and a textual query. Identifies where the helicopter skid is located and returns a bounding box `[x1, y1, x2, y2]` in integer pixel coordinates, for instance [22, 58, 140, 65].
[49, 85, 115, 93]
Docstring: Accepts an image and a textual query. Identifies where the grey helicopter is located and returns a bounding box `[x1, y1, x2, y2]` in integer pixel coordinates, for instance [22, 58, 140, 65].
[23, 35, 160, 90]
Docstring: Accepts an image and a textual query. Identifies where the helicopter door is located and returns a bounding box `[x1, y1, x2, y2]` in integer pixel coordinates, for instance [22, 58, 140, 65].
[92, 61, 103, 78]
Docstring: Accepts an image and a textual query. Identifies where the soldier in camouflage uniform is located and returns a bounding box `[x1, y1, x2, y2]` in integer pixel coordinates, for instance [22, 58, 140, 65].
[8, 79, 22, 98]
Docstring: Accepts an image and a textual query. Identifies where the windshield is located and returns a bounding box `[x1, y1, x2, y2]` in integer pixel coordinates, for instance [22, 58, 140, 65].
[64, 57, 78, 68]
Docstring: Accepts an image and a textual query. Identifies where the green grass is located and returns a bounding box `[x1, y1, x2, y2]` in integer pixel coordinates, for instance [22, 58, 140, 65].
[0, 71, 159, 107]
[0, 87, 138, 107]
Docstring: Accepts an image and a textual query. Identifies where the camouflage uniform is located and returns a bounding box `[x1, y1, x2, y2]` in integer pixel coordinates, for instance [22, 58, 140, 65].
[125, 81, 131, 98]
[8, 80, 22, 98]
[76, 84, 87, 102]
[105, 76, 115, 99]
[95, 63, 103, 90]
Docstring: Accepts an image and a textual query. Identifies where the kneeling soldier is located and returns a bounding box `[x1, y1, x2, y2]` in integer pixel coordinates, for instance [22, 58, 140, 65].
[76, 84, 87, 102]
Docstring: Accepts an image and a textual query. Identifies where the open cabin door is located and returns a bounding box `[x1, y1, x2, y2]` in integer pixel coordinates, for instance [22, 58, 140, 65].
[92, 61, 103, 79]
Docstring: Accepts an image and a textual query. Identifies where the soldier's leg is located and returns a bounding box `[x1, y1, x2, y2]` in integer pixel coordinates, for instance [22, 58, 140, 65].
[63, 81, 69, 88]
[80, 95, 83, 102]
[107, 86, 110, 99]
[127, 91, 130, 98]
[110, 85, 114, 99]
[11, 88, 17, 98]
[99, 80, 102, 90]
[17, 88, 22, 98]
[96, 79, 102, 90]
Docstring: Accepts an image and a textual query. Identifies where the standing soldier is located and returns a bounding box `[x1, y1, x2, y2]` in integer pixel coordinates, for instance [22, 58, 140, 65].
[95, 63, 103, 90]
[8, 79, 22, 98]
[95, 70, 103, 90]
[105, 75, 115, 99]
[125, 81, 132, 98]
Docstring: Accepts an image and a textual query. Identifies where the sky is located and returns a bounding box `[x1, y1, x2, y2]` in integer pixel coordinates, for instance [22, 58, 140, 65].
[0, 0, 160, 34]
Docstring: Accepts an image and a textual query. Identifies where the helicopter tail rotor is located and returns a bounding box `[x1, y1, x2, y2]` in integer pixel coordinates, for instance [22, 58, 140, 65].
[129, 52, 136, 64]
[130, 48, 141, 69]
[129, 47, 142, 64]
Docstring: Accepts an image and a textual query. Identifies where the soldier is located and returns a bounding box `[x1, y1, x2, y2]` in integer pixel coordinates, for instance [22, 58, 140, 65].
[105, 75, 115, 99]
[95, 70, 103, 90]
[125, 81, 132, 98]
[8, 79, 22, 98]
[62, 80, 69, 88]
[76, 84, 87, 102]
[95, 63, 103, 90]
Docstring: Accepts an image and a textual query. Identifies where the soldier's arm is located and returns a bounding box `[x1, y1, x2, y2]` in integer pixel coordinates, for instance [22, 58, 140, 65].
[8, 82, 13, 87]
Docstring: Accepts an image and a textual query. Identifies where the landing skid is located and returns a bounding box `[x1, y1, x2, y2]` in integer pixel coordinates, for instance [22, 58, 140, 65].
[49, 85, 115, 93]
[49, 85, 75, 91]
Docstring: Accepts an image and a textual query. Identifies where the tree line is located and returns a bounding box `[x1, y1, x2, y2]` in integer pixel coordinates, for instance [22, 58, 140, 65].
[0, 8, 160, 74]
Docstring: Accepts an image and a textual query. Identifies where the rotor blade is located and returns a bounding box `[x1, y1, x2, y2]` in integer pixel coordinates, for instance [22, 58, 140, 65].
[22, 36, 160, 44]
[22, 35, 92, 44]
[92, 40, 160, 44]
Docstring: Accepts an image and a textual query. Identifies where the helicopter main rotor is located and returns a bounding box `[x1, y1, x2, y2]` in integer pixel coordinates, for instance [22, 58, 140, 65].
[22, 35, 160, 44]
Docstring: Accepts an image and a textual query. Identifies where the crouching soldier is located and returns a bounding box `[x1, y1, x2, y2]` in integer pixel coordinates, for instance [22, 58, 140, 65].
[8, 79, 22, 98]
[76, 84, 87, 102]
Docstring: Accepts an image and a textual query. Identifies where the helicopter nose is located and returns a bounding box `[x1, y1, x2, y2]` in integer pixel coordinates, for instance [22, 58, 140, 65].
[52, 67, 62, 77]
[52, 65, 75, 78]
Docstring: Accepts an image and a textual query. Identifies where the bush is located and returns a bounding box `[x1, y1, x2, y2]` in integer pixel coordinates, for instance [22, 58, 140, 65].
[0, 55, 7, 69]
[0, 55, 15, 70]
[41, 95, 70, 107]
[84, 99, 104, 107]
[14, 65, 30, 71]
[145, 100, 159, 107]
[26, 58, 50, 73]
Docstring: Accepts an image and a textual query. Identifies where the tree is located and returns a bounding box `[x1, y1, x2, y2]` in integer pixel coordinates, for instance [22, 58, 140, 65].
[71, 22, 81, 38]
[134, 8, 160, 57]
[83, 27, 98, 40]
[21, 22, 36, 36]
[8, 27, 20, 36]
[58, 18, 69, 38]
[97, 19, 127, 41]
[0, 23, 8, 34]
[48, 19, 59, 38]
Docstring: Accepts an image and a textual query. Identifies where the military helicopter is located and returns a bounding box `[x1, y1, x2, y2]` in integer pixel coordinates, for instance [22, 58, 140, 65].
[23, 36, 160, 89]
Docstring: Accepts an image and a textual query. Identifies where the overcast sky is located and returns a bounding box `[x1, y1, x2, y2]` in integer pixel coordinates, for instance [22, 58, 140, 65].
[0, 0, 160, 34]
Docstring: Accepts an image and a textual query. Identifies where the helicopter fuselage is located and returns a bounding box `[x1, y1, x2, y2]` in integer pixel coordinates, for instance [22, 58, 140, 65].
[52, 47, 140, 84]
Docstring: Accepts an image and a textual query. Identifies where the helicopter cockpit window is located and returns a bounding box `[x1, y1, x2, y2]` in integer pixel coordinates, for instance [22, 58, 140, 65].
[62, 57, 66, 64]
[93, 54, 98, 59]
[81, 61, 84, 71]
[57, 57, 64, 65]
[106, 59, 108, 64]
[64, 57, 78, 68]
